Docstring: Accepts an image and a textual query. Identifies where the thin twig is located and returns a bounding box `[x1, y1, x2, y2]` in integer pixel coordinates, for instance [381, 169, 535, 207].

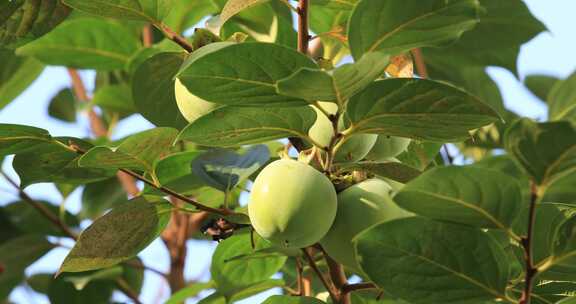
[519, 182, 539, 304]
[301, 247, 339, 303]
[296, 257, 304, 296]
[341, 283, 377, 294]
[156, 23, 194, 53]
[0, 171, 77, 240]
[115, 278, 143, 304]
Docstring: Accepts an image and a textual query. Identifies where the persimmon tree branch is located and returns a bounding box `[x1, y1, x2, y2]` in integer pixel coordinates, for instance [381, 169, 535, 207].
[156, 23, 194, 53]
[302, 247, 339, 303]
[519, 182, 539, 304]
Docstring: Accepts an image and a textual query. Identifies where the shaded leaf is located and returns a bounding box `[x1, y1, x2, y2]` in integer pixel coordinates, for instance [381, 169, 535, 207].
[346, 79, 499, 142]
[0, 123, 52, 156]
[16, 18, 140, 70]
[81, 178, 127, 220]
[192, 145, 270, 192]
[132, 52, 188, 128]
[0, 235, 54, 299]
[549, 72, 576, 124]
[4, 200, 79, 237]
[48, 272, 115, 304]
[220, 0, 267, 25]
[525, 74, 560, 102]
[336, 160, 422, 184]
[177, 42, 317, 106]
[355, 217, 509, 303]
[504, 118, 576, 186]
[48, 88, 77, 122]
[178, 106, 316, 147]
[59, 197, 172, 273]
[166, 281, 216, 304]
[92, 84, 135, 115]
[262, 295, 326, 304]
[0, 49, 44, 109]
[348, 0, 479, 59]
[395, 166, 522, 230]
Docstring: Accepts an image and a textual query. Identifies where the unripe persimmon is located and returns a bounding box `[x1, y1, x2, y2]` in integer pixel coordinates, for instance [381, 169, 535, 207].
[365, 136, 411, 161]
[175, 78, 219, 122]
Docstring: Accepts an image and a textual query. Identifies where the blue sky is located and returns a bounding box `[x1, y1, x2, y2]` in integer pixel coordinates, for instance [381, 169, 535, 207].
[2, 0, 576, 303]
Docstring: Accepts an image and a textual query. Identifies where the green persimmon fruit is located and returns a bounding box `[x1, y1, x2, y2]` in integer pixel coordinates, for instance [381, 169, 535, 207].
[365, 135, 411, 161]
[334, 134, 377, 163]
[320, 178, 412, 272]
[174, 78, 219, 122]
[308, 102, 338, 148]
[248, 159, 337, 248]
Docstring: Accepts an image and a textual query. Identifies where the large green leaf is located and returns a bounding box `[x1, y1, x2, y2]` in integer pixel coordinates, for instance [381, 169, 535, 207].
[177, 42, 317, 106]
[348, 0, 479, 59]
[0, 49, 44, 109]
[79, 127, 178, 173]
[262, 295, 326, 304]
[0, 235, 54, 299]
[132, 52, 189, 128]
[220, 0, 267, 25]
[62, 0, 173, 23]
[525, 74, 560, 102]
[16, 18, 140, 70]
[504, 119, 576, 187]
[276, 52, 389, 105]
[0, 0, 70, 48]
[549, 72, 576, 124]
[210, 232, 287, 293]
[355, 217, 509, 303]
[346, 79, 499, 142]
[13, 137, 115, 187]
[4, 200, 79, 237]
[395, 166, 522, 231]
[59, 197, 172, 273]
[178, 106, 316, 147]
[47, 272, 115, 304]
[0, 123, 52, 156]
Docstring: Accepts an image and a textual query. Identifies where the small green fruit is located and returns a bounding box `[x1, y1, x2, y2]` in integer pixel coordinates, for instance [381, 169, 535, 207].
[248, 159, 337, 248]
[365, 136, 411, 161]
[320, 178, 411, 272]
[335, 134, 377, 162]
[174, 78, 219, 123]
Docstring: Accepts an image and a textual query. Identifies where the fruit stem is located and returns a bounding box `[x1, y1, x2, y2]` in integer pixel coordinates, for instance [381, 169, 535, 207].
[519, 182, 540, 304]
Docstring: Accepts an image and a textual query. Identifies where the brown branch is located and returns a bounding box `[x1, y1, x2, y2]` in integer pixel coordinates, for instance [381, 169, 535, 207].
[156, 23, 194, 53]
[1, 171, 77, 240]
[301, 247, 339, 303]
[142, 25, 153, 47]
[318, 245, 349, 304]
[341, 283, 377, 294]
[297, 0, 310, 54]
[162, 197, 190, 292]
[115, 277, 143, 304]
[519, 182, 539, 304]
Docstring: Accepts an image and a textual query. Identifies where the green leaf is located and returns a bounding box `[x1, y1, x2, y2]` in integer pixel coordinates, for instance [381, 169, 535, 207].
[48, 88, 77, 122]
[192, 145, 270, 192]
[0, 0, 70, 48]
[27, 273, 53, 294]
[346, 79, 499, 142]
[558, 297, 576, 304]
[4, 200, 79, 237]
[276, 52, 389, 105]
[177, 42, 317, 106]
[0, 123, 52, 156]
[504, 118, 576, 186]
[132, 52, 189, 128]
[165, 281, 216, 304]
[0, 235, 54, 299]
[0, 49, 44, 109]
[48, 272, 115, 304]
[81, 178, 127, 220]
[549, 72, 576, 123]
[220, 0, 267, 25]
[525, 74, 560, 102]
[336, 160, 422, 184]
[312, 0, 358, 10]
[262, 295, 326, 304]
[227, 279, 285, 302]
[13, 137, 115, 187]
[396, 141, 442, 171]
[64, 266, 123, 290]
[62, 0, 174, 23]
[92, 84, 135, 115]
[178, 106, 316, 147]
[16, 18, 140, 70]
[395, 166, 522, 231]
[59, 197, 172, 273]
[211, 232, 286, 293]
[355, 217, 509, 303]
[79, 127, 178, 172]
[348, 0, 479, 59]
